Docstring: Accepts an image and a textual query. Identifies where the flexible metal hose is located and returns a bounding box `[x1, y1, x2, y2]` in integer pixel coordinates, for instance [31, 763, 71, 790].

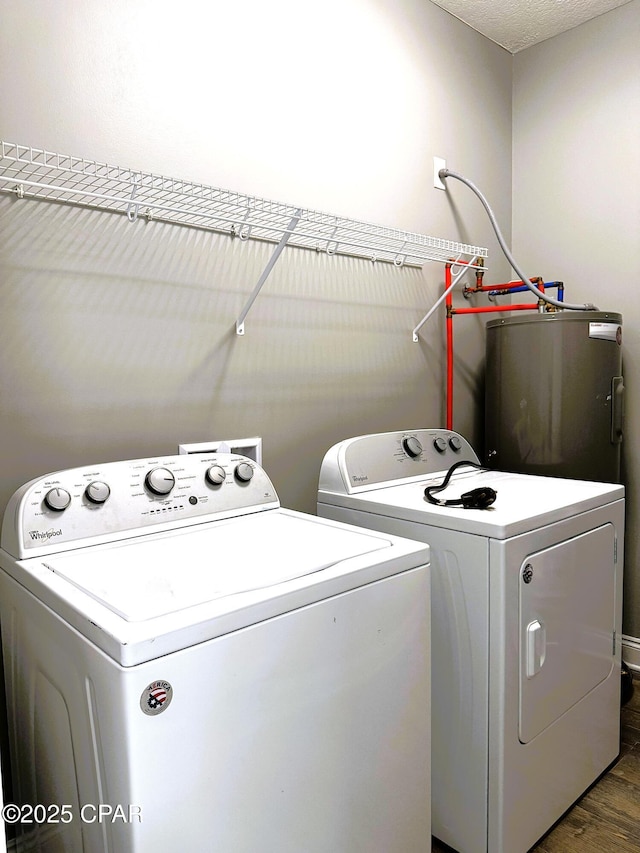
[439, 169, 598, 311]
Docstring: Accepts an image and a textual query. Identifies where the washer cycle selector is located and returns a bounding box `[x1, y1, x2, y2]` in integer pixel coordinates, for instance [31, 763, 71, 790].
[44, 487, 71, 512]
[234, 462, 254, 483]
[85, 481, 111, 504]
[402, 436, 423, 458]
[205, 465, 226, 486]
[145, 467, 176, 496]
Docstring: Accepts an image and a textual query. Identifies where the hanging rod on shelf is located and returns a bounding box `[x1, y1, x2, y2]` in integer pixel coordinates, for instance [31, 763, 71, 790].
[0, 142, 488, 334]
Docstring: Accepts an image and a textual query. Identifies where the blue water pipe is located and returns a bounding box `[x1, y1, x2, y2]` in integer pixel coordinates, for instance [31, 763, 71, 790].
[488, 281, 564, 300]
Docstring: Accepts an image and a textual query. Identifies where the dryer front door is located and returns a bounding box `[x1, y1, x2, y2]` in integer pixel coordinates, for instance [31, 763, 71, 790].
[518, 523, 616, 743]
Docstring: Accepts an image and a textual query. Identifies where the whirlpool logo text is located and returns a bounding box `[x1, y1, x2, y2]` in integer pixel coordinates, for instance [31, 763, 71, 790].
[28, 528, 63, 541]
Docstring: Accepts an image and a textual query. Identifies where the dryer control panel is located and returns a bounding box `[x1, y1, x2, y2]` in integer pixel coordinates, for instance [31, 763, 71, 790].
[2, 454, 279, 559]
[319, 429, 480, 495]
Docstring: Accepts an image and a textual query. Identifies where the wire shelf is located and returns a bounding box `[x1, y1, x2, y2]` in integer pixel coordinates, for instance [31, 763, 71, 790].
[0, 142, 488, 333]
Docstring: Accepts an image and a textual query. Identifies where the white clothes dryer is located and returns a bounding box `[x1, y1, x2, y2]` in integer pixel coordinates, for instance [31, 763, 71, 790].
[318, 428, 624, 853]
[0, 452, 431, 853]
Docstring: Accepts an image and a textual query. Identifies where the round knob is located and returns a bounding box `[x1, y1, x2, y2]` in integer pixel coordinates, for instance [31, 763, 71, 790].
[85, 481, 111, 504]
[449, 436, 462, 452]
[402, 436, 423, 458]
[433, 437, 447, 453]
[205, 464, 226, 486]
[234, 462, 254, 483]
[44, 487, 71, 512]
[145, 467, 176, 496]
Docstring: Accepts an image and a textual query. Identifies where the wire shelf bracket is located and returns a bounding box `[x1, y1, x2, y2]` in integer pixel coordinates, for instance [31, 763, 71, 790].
[235, 209, 302, 336]
[0, 142, 489, 336]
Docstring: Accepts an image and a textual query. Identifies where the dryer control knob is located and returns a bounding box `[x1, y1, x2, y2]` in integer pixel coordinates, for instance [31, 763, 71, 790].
[449, 436, 462, 452]
[205, 464, 226, 486]
[85, 481, 111, 504]
[402, 436, 423, 458]
[145, 467, 176, 496]
[234, 462, 254, 483]
[44, 487, 71, 512]
[433, 437, 447, 453]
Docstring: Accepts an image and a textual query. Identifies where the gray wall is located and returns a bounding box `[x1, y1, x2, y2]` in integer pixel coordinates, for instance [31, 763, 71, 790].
[0, 0, 512, 516]
[512, 1, 640, 642]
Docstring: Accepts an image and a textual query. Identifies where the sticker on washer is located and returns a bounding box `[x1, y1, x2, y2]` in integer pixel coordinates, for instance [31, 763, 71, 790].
[140, 680, 173, 716]
[589, 322, 622, 344]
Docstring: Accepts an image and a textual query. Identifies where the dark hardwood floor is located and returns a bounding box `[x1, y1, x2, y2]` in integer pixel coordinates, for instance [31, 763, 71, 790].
[432, 675, 640, 852]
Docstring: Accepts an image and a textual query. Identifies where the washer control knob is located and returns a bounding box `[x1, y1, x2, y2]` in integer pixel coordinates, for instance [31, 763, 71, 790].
[205, 464, 226, 486]
[402, 436, 423, 458]
[85, 481, 111, 504]
[433, 437, 448, 453]
[234, 462, 254, 483]
[449, 436, 462, 452]
[44, 487, 71, 512]
[145, 467, 176, 496]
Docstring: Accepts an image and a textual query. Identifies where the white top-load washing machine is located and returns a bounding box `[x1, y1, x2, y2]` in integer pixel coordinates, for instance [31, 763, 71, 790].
[318, 429, 625, 853]
[0, 452, 431, 853]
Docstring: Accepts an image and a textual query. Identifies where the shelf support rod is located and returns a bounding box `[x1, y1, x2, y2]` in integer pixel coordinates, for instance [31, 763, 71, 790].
[236, 209, 302, 335]
[412, 258, 474, 342]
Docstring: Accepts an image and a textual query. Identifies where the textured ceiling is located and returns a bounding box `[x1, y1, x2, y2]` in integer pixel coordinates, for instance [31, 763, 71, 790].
[429, 0, 633, 52]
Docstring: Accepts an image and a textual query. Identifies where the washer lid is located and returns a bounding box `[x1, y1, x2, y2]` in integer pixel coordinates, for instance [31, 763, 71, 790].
[43, 512, 392, 621]
[5, 509, 428, 666]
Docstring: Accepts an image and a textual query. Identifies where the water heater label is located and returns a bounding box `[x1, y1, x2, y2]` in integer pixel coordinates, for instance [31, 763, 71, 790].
[589, 322, 622, 344]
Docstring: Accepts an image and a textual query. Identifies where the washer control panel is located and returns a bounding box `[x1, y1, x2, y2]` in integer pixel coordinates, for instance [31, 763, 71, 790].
[2, 454, 279, 558]
[319, 429, 480, 495]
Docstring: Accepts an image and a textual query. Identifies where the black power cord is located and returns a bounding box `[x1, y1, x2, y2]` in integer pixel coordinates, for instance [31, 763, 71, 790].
[424, 461, 497, 509]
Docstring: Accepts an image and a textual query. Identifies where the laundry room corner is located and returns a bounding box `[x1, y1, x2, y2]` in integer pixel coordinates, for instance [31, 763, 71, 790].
[2, 0, 640, 851]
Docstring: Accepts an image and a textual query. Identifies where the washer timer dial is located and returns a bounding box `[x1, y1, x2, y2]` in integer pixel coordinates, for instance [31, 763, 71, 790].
[145, 467, 176, 496]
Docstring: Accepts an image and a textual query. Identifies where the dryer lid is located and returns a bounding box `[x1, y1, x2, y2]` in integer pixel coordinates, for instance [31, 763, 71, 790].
[42, 511, 392, 621]
[322, 470, 624, 538]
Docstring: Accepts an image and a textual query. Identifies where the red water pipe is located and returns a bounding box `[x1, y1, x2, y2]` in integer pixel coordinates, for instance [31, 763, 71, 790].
[445, 264, 454, 430]
[451, 303, 540, 314]
[464, 276, 545, 295]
